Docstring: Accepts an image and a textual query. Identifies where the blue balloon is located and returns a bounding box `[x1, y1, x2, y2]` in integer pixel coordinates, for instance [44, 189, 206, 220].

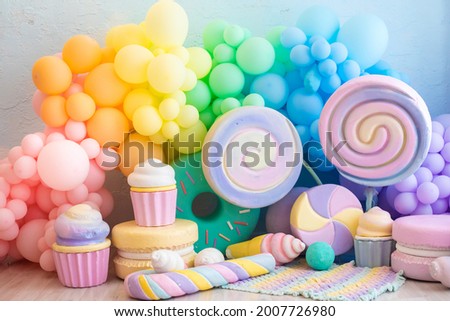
[310, 37, 331, 61]
[338, 60, 361, 82]
[295, 125, 311, 145]
[284, 69, 303, 93]
[250, 73, 289, 110]
[309, 119, 320, 141]
[296, 5, 340, 41]
[303, 66, 321, 92]
[290, 44, 314, 67]
[329, 42, 348, 64]
[337, 14, 389, 70]
[318, 59, 337, 77]
[286, 88, 323, 125]
[320, 73, 341, 94]
[280, 27, 307, 48]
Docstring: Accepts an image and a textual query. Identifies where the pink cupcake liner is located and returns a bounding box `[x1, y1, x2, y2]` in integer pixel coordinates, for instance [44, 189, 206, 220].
[53, 247, 110, 288]
[130, 189, 177, 227]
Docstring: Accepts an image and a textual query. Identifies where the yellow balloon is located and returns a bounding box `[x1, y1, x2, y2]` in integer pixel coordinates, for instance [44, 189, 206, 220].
[145, 0, 188, 49]
[123, 88, 160, 120]
[147, 54, 186, 94]
[186, 47, 212, 79]
[167, 46, 190, 65]
[176, 104, 199, 128]
[173, 121, 207, 154]
[84, 63, 131, 107]
[158, 98, 180, 121]
[180, 68, 197, 91]
[162, 121, 180, 140]
[106, 24, 151, 52]
[117, 131, 164, 177]
[165, 90, 186, 106]
[132, 105, 162, 136]
[114, 44, 154, 84]
[149, 130, 168, 145]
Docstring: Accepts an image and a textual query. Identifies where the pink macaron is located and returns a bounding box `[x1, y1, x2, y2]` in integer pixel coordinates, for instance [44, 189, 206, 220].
[391, 215, 450, 281]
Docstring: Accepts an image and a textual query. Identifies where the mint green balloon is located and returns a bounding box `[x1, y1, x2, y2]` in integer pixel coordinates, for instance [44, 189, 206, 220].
[242, 93, 265, 106]
[213, 43, 236, 63]
[199, 108, 216, 129]
[211, 98, 223, 116]
[186, 80, 211, 112]
[203, 19, 229, 54]
[236, 37, 275, 75]
[208, 63, 245, 98]
[220, 97, 241, 114]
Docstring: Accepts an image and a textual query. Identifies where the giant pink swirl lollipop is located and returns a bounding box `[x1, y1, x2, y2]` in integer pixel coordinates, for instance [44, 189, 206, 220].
[319, 75, 432, 187]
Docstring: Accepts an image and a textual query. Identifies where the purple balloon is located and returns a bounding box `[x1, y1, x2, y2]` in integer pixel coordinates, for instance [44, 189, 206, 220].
[394, 192, 418, 215]
[416, 182, 439, 204]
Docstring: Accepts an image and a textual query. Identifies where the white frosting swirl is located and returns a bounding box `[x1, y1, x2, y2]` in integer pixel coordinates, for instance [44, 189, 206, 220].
[150, 249, 186, 272]
[194, 248, 225, 266]
[127, 158, 176, 188]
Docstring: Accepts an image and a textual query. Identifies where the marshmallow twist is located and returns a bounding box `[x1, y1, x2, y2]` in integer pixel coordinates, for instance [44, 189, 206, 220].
[125, 253, 275, 300]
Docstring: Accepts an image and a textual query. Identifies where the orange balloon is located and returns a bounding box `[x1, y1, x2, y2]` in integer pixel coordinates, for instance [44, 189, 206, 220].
[32, 56, 72, 95]
[117, 132, 164, 177]
[62, 35, 102, 74]
[84, 63, 131, 108]
[65, 92, 96, 121]
[101, 47, 116, 63]
[86, 108, 130, 146]
[40, 95, 68, 127]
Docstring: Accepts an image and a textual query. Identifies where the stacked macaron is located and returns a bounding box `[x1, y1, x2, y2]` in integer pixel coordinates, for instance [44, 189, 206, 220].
[112, 159, 198, 279]
[391, 215, 450, 281]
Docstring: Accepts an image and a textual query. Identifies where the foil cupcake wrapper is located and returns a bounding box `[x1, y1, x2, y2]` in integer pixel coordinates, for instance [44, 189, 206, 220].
[354, 238, 396, 268]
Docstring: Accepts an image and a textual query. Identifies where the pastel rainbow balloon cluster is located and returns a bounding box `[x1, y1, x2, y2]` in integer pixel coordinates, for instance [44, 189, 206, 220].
[125, 253, 275, 300]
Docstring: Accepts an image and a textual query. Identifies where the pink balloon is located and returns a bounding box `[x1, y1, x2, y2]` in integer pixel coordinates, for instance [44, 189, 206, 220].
[0, 223, 19, 241]
[7, 240, 23, 262]
[39, 248, 56, 272]
[13, 155, 37, 179]
[16, 219, 48, 263]
[10, 183, 31, 201]
[95, 147, 119, 171]
[63, 83, 83, 98]
[48, 208, 59, 220]
[2, 164, 22, 185]
[35, 184, 54, 213]
[73, 73, 87, 86]
[37, 236, 48, 252]
[57, 203, 72, 216]
[44, 225, 56, 248]
[25, 174, 41, 188]
[98, 187, 114, 218]
[24, 204, 48, 223]
[64, 120, 87, 142]
[45, 131, 66, 143]
[37, 140, 90, 191]
[50, 190, 68, 206]
[21, 134, 44, 158]
[80, 138, 101, 159]
[67, 184, 89, 204]
[87, 192, 102, 207]
[0, 240, 9, 257]
[0, 192, 6, 208]
[32, 90, 47, 116]
[82, 201, 100, 211]
[6, 199, 28, 220]
[84, 160, 106, 192]
[0, 208, 15, 231]
[8, 146, 24, 164]
[0, 177, 11, 197]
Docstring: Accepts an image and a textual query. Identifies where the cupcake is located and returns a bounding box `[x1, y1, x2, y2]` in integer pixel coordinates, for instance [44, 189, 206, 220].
[52, 204, 111, 288]
[127, 158, 177, 227]
[354, 206, 395, 268]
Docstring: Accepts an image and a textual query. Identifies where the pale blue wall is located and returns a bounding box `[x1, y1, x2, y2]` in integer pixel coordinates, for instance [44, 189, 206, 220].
[0, 0, 448, 223]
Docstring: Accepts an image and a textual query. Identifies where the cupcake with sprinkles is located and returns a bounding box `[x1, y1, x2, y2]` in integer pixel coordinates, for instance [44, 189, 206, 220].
[52, 204, 111, 288]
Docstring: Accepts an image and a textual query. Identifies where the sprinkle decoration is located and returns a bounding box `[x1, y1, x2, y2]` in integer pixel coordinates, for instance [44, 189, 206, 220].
[234, 221, 249, 226]
[227, 221, 234, 230]
[180, 180, 187, 195]
[219, 233, 231, 242]
[239, 209, 251, 214]
[185, 171, 195, 184]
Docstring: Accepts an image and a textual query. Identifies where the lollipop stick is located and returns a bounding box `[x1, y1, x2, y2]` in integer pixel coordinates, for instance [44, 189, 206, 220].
[302, 160, 322, 185]
[364, 187, 378, 211]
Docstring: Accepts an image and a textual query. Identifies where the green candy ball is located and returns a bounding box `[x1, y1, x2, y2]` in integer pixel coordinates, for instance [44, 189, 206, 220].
[305, 242, 335, 271]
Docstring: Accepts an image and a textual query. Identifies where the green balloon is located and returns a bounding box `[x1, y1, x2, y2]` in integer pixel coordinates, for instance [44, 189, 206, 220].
[186, 80, 212, 112]
[199, 108, 216, 129]
[213, 43, 236, 63]
[220, 97, 241, 114]
[242, 93, 265, 107]
[211, 98, 223, 116]
[208, 63, 245, 98]
[203, 19, 229, 54]
[236, 37, 275, 75]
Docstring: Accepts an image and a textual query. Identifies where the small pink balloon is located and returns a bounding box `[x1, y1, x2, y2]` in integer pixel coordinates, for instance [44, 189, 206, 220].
[37, 140, 90, 191]
[44, 225, 56, 248]
[95, 147, 119, 171]
[0, 240, 9, 257]
[2, 165, 22, 185]
[84, 160, 106, 192]
[0, 192, 6, 208]
[37, 236, 48, 252]
[80, 138, 101, 159]
[13, 155, 37, 179]
[25, 173, 41, 187]
[0, 208, 15, 231]
[39, 248, 56, 272]
[63, 83, 83, 98]
[21, 134, 45, 158]
[64, 120, 87, 142]
[44, 219, 55, 230]
[0, 177, 11, 197]
[67, 184, 89, 204]
[32, 90, 47, 116]
[35, 184, 54, 213]
[57, 203, 72, 217]
[10, 183, 31, 201]
[87, 192, 102, 207]
[0, 223, 19, 241]
[48, 208, 59, 220]
[16, 219, 47, 263]
[8, 146, 24, 164]
[50, 190, 68, 206]
[34, 132, 47, 142]
[98, 187, 114, 218]
[7, 239, 23, 261]
[24, 204, 48, 223]
[24, 186, 37, 205]
[45, 131, 66, 143]
[6, 199, 28, 220]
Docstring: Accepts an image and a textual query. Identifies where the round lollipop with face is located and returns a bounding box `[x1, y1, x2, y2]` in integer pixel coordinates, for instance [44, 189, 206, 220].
[319, 75, 432, 209]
